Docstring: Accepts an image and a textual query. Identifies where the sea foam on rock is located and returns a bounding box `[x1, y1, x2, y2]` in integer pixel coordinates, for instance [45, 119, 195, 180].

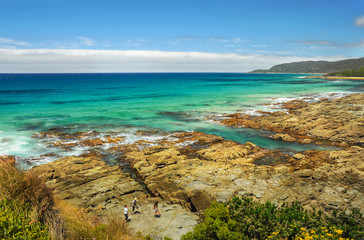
[220, 93, 364, 147]
[30, 94, 364, 239]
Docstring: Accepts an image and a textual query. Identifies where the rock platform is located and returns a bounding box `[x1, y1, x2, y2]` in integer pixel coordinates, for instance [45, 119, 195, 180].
[220, 93, 364, 147]
[17, 93, 364, 239]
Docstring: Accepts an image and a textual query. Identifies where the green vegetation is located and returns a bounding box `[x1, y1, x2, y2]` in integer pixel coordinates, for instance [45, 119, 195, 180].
[1, 160, 363, 240]
[251, 57, 364, 73]
[0, 199, 50, 239]
[0, 162, 137, 240]
[0, 162, 63, 239]
[326, 67, 364, 77]
[182, 196, 364, 240]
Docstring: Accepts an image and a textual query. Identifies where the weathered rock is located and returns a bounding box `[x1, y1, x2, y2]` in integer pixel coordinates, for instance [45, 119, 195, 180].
[121, 135, 272, 212]
[29, 126, 364, 240]
[127, 198, 198, 240]
[271, 133, 296, 142]
[117, 132, 364, 215]
[292, 153, 306, 160]
[32, 156, 145, 213]
[220, 94, 364, 147]
[32, 156, 199, 240]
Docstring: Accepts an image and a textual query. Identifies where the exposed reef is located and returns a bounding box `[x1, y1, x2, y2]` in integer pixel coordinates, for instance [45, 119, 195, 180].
[219, 93, 364, 147]
[5, 93, 363, 239]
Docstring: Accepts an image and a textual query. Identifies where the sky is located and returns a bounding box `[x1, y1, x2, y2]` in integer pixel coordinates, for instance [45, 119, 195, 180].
[0, 0, 363, 73]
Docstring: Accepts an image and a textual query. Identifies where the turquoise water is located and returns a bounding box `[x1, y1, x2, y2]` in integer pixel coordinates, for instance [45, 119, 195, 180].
[0, 73, 363, 166]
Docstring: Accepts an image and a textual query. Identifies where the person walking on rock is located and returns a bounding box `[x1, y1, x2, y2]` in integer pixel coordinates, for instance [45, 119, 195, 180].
[153, 201, 161, 217]
[124, 205, 129, 222]
[132, 197, 139, 214]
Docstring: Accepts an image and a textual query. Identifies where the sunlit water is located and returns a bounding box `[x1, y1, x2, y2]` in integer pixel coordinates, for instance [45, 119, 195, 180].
[1, 73, 363, 167]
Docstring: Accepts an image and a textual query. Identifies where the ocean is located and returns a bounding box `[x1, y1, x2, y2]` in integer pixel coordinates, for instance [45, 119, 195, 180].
[1, 73, 363, 168]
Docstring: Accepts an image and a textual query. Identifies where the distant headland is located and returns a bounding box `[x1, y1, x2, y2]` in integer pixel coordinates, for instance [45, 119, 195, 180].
[251, 57, 364, 76]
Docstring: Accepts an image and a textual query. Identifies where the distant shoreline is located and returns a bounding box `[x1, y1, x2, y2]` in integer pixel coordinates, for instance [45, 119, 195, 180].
[304, 75, 364, 80]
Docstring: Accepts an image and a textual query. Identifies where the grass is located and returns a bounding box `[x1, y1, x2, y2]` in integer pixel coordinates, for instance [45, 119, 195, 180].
[0, 161, 137, 240]
[56, 199, 137, 240]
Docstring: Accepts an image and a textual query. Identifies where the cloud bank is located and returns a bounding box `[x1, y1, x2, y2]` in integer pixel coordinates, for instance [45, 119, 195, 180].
[355, 15, 364, 27]
[0, 49, 344, 73]
[0, 37, 30, 48]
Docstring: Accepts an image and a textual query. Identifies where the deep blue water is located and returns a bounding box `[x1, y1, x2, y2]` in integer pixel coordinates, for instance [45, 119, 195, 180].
[1, 73, 363, 167]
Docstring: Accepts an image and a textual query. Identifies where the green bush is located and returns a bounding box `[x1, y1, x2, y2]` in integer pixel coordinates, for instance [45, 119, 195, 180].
[182, 196, 364, 240]
[326, 67, 364, 77]
[0, 162, 64, 239]
[0, 199, 50, 239]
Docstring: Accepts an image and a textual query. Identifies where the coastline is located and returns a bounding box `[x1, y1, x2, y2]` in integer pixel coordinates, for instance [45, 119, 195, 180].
[27, 93, 364, 239]
[219, 93, 364, 147]
[304, 75, 364, 80]
[1, 73, 363, 239]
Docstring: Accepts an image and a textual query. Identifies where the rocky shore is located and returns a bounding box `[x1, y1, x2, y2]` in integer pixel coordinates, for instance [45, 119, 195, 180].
[220, 93, 364, 147]
[4, 93, 363, 239]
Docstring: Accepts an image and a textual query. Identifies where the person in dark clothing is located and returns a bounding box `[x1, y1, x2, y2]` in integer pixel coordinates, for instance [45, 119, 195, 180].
[132, 197, 139, 214]
[153, 201, 161, 217]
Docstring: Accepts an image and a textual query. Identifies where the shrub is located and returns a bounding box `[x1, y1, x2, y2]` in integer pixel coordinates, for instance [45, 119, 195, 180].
[0, 162, 64, 239]
[182, 196, 364, 240]
[0, 199, 50, 239]
[0, 162, 137, 240]
[326, 67, 364, 77]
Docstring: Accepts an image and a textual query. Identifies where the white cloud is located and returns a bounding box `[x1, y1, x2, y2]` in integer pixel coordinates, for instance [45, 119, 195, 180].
[168, 36, 245, 46]
[252, 45, 267, 48]
[77, 36, 94, 46]
[291, 39, 364, 48]
[124, 38, 148, 47]
[0, 37, 30, 48]
[0, 48, 345, 73]
[54, 36, 94, 48]
[355, 15, 364, 27]
[344, 39, 364, 48]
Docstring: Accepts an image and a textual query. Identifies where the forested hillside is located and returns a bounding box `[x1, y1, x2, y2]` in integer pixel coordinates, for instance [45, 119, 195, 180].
[252, 57, 364, 73]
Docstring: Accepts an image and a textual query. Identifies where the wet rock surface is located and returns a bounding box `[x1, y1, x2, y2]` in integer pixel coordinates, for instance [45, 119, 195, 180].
[220, 93, 364, 147]
[29, 94, 364, 239]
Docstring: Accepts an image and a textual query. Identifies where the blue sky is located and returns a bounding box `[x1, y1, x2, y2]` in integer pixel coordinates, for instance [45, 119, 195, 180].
[0, 0, 363, 72]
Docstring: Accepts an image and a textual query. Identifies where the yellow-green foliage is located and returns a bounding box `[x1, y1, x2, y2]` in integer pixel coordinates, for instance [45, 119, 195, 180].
[0, 162, 137, 240]
[182, 196, 364, 240]
[267, 226, 352, 240]
[0, 162, 64, 239]
[327, 67, 364, 77]
[0, 199, 50, 239]
[0, 162, 55, 223]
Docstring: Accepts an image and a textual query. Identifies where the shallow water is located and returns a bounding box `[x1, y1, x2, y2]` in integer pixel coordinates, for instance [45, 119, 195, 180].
[0, 73, 362, 167]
